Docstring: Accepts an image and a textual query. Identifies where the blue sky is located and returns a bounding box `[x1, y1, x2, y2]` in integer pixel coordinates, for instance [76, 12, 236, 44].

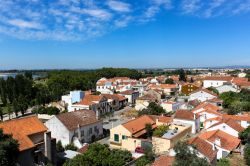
[0, 0, 250, 69]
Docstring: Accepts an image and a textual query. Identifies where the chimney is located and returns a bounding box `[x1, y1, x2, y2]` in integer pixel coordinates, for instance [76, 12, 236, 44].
[214, 137, 221, 146]
[44, 131, 52, 161]
[193, 113, 196, 120]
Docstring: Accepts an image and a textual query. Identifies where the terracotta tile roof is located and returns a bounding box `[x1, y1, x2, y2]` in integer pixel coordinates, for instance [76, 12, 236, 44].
[119, 90, 136, 95]
[189, 137, 217, 162]
[174, 110, 196, 121]
[0, 116, 48, 151]
[112, 94, 127, 101]
[204, 76, 233, 81]
[222, 114, 250, 122]
[103, 94, 127, 101]
[137, 94, 158, 101]
[77, 144, 89, 153]
[56, 110, 101, 131]
[151, 155, 175, 166]
[208, 118, 245, 132]
[193, 102, 220, 112]
[76, 95, 106, 106]
[198, 130, 240, 151]
[158, 116, 172, 124]
[193, 102, 221, 116]
[122, 115, 156, 135]
[159, 84, 177, 89]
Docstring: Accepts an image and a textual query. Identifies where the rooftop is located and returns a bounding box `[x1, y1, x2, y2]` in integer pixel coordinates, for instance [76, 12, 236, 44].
[56, 110, 101, 131]
[0, 116, 48, 151]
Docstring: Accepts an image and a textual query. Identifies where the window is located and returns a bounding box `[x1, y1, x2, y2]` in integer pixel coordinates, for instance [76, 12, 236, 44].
[114, 134, 119, 142]
[81, 130, 84, 137]
[89, 128, 92, 135]
[74, 131, 78, 137]
[223, 125, 226, 129]
[122, 135, 127, 140]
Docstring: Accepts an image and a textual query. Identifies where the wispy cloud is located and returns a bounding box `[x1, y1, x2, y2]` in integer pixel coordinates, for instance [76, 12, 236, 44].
[107, 0, 131, 12]
[8, 19, 43, 29]
[0, 0, 249, 41]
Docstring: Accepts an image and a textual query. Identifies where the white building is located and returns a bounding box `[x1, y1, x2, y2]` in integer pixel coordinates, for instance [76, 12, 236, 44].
[119, 90, 139, 105]
[203, 76, 232, 88]
[206, 119, 244, 137]
[45, 110, 103, 147]
[61, 90, 84, 112]
[192, 102, 221, 124]
[160, 101, 181, 112]
[216, 84, 238, 94]
[71, 95, 112, 117]
[173, 110, 200, 134]
[189, 89, 218, 102]
[199, 130, 240, 159]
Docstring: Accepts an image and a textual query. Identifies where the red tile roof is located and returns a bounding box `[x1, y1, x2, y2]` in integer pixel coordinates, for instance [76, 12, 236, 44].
[174, 110, 196, 121]
[198, 130, 240, 151]
[151, 155, 175, 166]
[122, 115, 156, 135]
[189, 137, 217, 162]
[204, 76, 233, 81]
[76, 95, 106, 106]
[56, 110, 101, 131]
[119, 90, 136, 95]
[0, 116, 48, 151]
[208, 118, 244, 133]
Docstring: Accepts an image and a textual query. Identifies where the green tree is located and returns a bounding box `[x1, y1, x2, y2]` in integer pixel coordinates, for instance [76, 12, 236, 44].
[135, 146, 154, 166]
[0, 129, 19, 166]
[65, 143, 78, 151]
[139, 102, 165, 116]
[178, 69, 186, 82]
[207, 87, 219, 95]
[153, 125, 169, 137]
[173, 141, 210, 166]
[0, 78, 7, 106]
[136, 156, 151, 166]
[0, 107, 3, 121]
[56, 141, 64, 152]
[239, 126, 250, 144]
[64, 154, 93, 166]
[64, 143, 132, 166]
[217, 158, 230, 166]
[145, 123, 153, 138]
[244, 144, 250, 166]
[165, 78, 174, 84]
[6, 104, 13, 120]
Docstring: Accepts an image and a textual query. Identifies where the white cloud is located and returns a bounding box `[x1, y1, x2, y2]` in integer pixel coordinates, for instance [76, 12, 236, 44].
[182, 0, 201, 14]
[107, 0, 131, 12]
[0, 0, 250, 41]
[8, 19, 43, 29]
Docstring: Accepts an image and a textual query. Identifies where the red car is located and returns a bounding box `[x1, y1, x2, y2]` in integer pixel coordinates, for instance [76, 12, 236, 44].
[135, 147, 144, 154]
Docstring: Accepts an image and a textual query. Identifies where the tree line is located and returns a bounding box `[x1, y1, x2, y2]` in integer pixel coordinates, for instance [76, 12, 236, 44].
[0, 68, 143, 117]
[219, 89, 250, 115]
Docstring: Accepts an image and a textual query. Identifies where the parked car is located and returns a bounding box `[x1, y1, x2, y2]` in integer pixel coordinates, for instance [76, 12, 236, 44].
[135, 147, 144, 154]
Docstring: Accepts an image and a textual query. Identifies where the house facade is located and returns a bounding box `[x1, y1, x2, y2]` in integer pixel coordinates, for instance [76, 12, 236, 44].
[203, 76, 232, 88]
[45, 110, 103, 147]
[173, 110, 200, 134]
